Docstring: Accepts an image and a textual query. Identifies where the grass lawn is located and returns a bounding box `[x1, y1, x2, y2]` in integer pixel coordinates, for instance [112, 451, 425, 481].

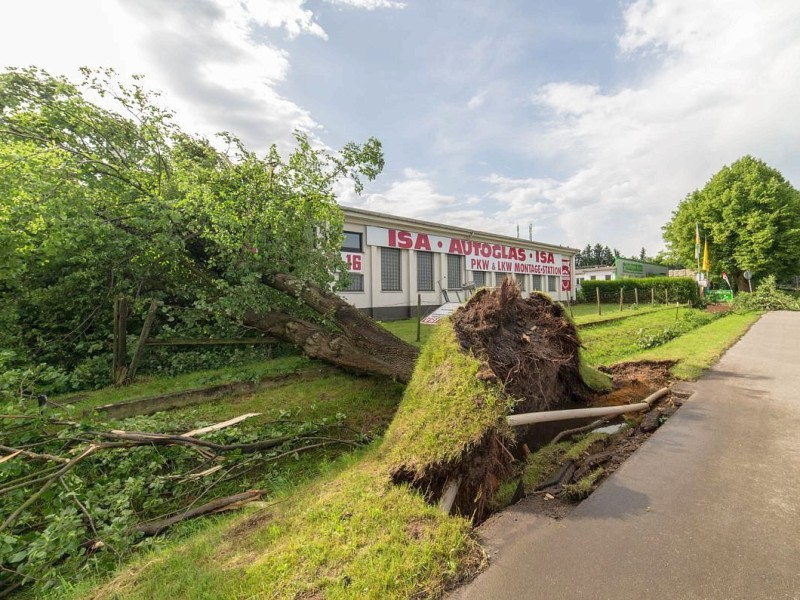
[579, 305, 695, 366]
[379, 317, 435, 346]
[64, 307, 765, 599]
[58, 355, 313, 411]
[71, 324, 503, 600]
[627, 311, 761, 379]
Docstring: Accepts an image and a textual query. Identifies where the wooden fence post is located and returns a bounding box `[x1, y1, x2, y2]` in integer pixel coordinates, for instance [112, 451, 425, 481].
[125, 298, 159, 384]
[113, 295, 129, 385]
[596, 287, 601, 315]
[416, 294, 421, 343]
[651, 288, 655, 306]
[665, 289, 669, 304]
[634, 288, 639, 305]
[619, 288, 624, 312]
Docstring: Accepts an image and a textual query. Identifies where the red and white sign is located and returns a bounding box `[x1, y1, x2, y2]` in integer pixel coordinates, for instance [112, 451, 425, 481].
[420, 302, 462, 325]
[341, 252, 363, 273]
[561, 257, 572, 292]
[366, 226, 563, 276]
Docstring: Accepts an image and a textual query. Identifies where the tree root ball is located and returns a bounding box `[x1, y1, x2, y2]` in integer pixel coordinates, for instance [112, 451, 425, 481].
[452, 278, 592, 414]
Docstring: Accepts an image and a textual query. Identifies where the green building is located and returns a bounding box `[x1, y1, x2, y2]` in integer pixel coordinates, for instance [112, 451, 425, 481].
[614, 258, 668, 279]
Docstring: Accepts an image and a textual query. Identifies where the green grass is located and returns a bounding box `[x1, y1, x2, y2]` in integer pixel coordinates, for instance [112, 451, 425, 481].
[579, 306, 696, 366]
[378, 317, 435, 347]
[68, 306, 762, 599]
[626, 311, 761, 379]
[58, 356, 313, 412]
[76, 322, 503, 600]
[380, 322, 512, 473]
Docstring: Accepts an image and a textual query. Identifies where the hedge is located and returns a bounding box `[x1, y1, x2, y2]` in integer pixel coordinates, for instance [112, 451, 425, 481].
[579, 276, 700, 305]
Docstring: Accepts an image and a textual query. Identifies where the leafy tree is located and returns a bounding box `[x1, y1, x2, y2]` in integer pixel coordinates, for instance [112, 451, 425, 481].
[663, 156, 800, 290]
[0, 67, 417, 389]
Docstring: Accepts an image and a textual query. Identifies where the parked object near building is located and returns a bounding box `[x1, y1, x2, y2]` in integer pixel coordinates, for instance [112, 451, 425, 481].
[339, 207, 577, 320]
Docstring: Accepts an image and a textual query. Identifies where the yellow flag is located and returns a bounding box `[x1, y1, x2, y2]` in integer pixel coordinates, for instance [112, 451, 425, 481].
[702, 238, 710, 272]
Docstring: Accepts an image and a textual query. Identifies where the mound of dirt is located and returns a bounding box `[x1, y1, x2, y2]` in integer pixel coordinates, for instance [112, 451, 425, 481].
[452, 278, 592, 413]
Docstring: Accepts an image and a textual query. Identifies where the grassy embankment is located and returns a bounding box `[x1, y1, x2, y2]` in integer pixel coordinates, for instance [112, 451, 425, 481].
[64, 306, 760, 599]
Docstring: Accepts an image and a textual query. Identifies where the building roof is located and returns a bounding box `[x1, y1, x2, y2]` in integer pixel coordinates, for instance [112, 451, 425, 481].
[575, 265, 616, 273]
[341, 206, 578, 255]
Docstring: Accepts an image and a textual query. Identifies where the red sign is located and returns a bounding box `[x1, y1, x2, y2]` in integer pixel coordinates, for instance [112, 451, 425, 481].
[341, 252, 363, 273]
[366, 226, 563, 275]
[561, 257, 572, 292]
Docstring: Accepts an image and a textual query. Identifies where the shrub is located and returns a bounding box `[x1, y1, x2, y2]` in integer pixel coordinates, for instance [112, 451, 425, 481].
[733, 275, 800, 312]
[580, 277, 701, 305]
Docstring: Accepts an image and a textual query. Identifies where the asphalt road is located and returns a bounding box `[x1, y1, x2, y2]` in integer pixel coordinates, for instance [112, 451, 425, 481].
[451, 311, 800, 600]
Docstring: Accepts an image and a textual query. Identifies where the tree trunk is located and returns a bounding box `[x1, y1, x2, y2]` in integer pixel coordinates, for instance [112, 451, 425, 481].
[244, 274, 419, 383]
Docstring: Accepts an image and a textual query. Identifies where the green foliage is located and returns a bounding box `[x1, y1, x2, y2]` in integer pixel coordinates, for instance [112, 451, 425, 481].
[732, 275, 800, 312]
[575, 243, 619, 267]
[635, 310, 722, 350]
[663, 156, 800, 286]
[0, 67, 383, 392]
[0, 402, 361, 596]
[580, 277, 700, 305]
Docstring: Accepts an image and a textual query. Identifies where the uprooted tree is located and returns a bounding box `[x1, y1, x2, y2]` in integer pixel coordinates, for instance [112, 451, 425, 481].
[0, 66, 418, 391]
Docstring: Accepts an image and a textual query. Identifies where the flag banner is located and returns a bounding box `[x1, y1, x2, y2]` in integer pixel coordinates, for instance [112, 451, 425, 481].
[694, 223, 700, 260]
[702, 238, 710, 272]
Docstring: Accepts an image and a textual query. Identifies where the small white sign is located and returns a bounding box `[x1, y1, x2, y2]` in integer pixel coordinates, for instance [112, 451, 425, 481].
[420, 302, 462, 325]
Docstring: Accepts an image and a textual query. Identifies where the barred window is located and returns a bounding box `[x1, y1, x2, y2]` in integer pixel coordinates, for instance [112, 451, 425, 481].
[446, 254, 462, 289]
[417, 251, 434, 291]
[515, 274, 526, 291]
[497, 273, 512, 286]
[341, 273, 364, 292]
[472, 271, 486, 287]
[548, 275, 558, 292]
[531, 275, 543, 291]
[381, 248, 401, 291]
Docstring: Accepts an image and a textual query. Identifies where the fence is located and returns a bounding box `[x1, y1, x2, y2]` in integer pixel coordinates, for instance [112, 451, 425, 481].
[111, 296, 277, 386]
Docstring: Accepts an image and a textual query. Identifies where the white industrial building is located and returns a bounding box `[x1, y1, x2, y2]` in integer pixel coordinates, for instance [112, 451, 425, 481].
[338, 207, 578, 320]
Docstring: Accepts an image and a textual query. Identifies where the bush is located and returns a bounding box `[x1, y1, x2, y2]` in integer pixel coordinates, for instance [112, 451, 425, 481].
[733, 275, 800, 312]
[580, 276, 701, 305]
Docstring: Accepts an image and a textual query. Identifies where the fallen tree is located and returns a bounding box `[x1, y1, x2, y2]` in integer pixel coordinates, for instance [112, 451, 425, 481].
[383, 279, 611, 521]
[0, 66, 418, 391]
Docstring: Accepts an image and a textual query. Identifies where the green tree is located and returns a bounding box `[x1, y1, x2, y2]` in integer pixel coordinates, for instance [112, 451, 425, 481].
[0, 67, 417, 389]
[663, 156, 800, 290]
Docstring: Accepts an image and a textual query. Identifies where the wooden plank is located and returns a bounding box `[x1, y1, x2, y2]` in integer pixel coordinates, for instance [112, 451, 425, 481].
[124, 299, 159, 384]
[144, 337, 278, 346]
[114, 295, 129, 385]
[182, 413, 261, 437]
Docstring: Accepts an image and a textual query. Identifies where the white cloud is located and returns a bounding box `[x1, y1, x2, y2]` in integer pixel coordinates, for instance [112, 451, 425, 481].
[499, 0, 800, 254]
[325, 0, 406, 9]
[343, 168, 457, 219]
[0, 0, 330, 155]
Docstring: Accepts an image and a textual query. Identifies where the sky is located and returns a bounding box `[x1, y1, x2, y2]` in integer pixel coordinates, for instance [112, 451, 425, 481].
[3, 0, 800, 256]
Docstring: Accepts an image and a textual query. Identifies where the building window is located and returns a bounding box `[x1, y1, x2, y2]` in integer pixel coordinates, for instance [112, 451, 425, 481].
[515, 274, 526, 291]
[342, 231, 362, 252]
[381, 248, 401, 291]
[577, 277, 583, 285]
[590, 275, 596, 281]
[531, 275, 543, 291]
[446, 254, 462, 289]
[548, 276, 558, 292]
[417, 251, 434, 291]
[341, 273, 364, 292]
[472, 271, 486, 287]
[497, 273, 512, 286]
[604, 275, 612, 280]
